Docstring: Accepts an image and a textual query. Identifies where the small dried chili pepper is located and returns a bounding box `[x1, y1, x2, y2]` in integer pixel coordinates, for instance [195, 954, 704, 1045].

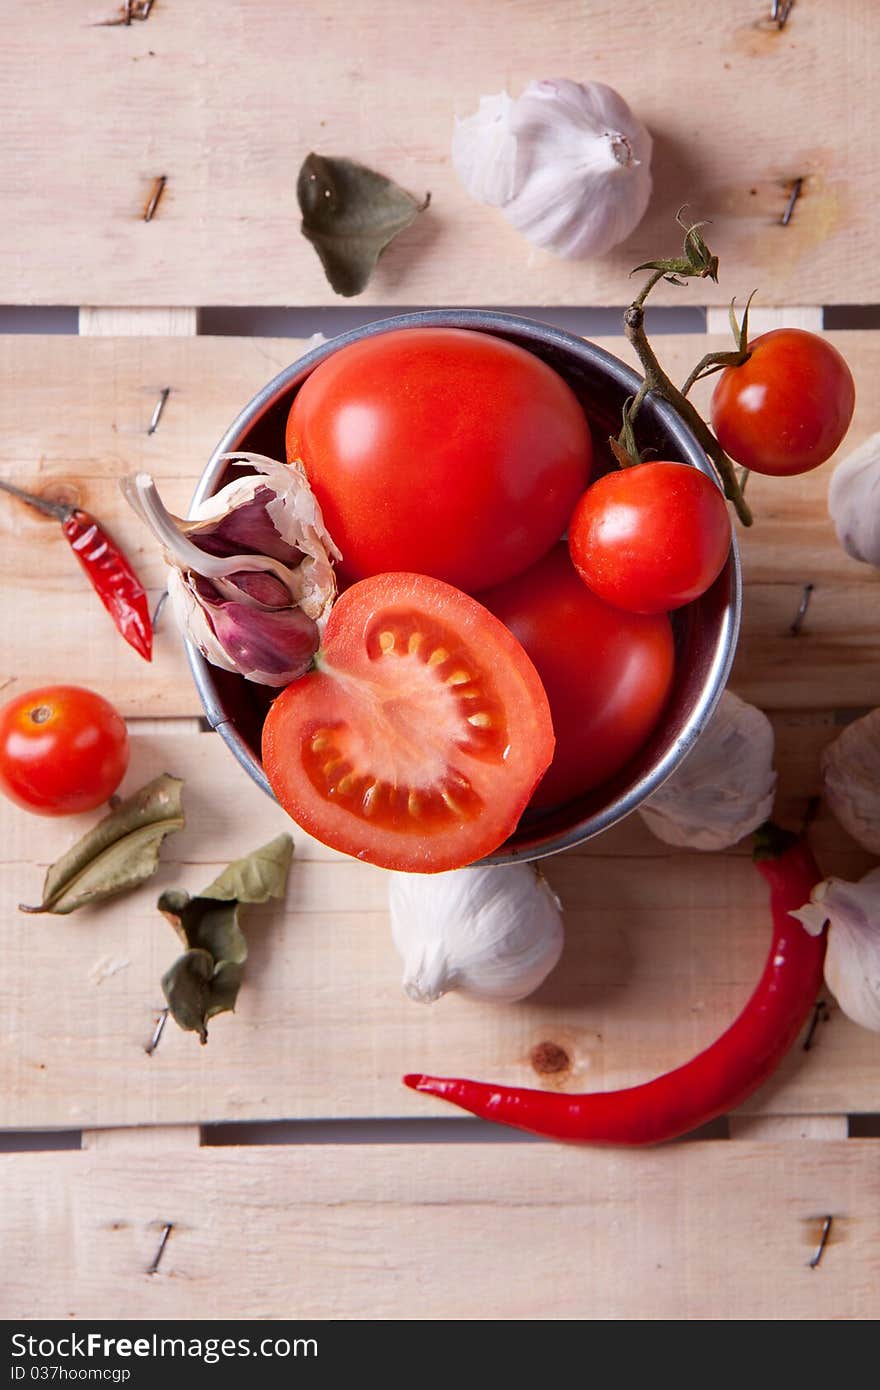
[0, 478, 152, 661]
[404, 823, 826, 1146]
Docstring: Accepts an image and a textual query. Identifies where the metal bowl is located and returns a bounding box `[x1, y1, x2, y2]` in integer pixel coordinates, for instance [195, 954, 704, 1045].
[188, 309, 741, 864]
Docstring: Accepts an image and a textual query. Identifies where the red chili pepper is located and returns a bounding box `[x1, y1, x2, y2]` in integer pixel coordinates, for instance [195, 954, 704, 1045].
[0, 478, 152, 662]
[404, 824, 827, 1145]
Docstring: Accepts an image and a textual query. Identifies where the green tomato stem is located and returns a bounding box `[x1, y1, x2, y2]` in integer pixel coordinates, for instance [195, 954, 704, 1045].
[622, 304, 753, 527]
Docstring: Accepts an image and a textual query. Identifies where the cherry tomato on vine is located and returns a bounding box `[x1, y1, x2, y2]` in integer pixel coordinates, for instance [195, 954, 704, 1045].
[568, 462, 732, 614]
[710, 328, 855, 476]
[479, 545, 674, 810]
[286, 327, 593, 592]
[0, 686, 129, 816]
[262, 573, 554, 871]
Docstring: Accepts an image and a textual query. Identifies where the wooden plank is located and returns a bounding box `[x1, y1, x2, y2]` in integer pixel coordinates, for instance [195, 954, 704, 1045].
[82, 1126, 201, 1152]
[1, 1141, 876, 1319]
[1, 329, 878, 714]
[0, 332, 302, 714]
[1, 714, 876, 1131]
[729, 1116, 849, 1140]
[706, 307, 824, 335]
[78, 308, 198, 337]
[0, 1, 876, 307]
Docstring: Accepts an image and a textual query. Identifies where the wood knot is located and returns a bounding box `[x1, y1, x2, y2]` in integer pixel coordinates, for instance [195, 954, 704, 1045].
[41, 481, 81, 511]
[530, 1041, 570, 1076]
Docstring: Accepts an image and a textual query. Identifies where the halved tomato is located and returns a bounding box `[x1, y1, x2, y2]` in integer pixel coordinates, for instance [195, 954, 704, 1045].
[262, 573, 555, 872]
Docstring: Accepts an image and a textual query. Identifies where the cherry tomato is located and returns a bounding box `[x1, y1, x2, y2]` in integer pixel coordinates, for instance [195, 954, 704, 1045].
[0, 685, 129, 817]
[568, 462, 732, 614]
[480, 545, 674, 810]
[286, 327, 592, 592]
[262, 573, 554, 871]
[710, 328, 855, 476]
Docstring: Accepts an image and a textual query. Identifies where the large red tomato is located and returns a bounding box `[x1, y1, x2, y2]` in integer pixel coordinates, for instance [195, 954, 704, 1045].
[286, 327, 592, 592]
[710, 328, 855, 476]
[480, 545, 674, 810]
[262, 573, 554, 871]
[0, 685, 129, 816]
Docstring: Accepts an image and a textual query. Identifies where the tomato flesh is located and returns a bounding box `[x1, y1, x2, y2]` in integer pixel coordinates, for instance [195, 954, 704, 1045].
[568, 461, 732, 614]
[262, 573, 554, 871]
[286, 327, 593, 592]
[710, 328, 855, 476]
[480, 545, 674, 810]
[0, 685, 129, 817]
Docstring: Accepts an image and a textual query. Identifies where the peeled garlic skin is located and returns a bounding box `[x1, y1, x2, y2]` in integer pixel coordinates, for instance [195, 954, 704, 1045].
[503, 79, 653, 258]
[389, 863, 564, 1004]
[794, 872, 880, 1033]
[821, 708, 880, 854]
[828, 431, 880, 567]
[638, 691, 776, 851]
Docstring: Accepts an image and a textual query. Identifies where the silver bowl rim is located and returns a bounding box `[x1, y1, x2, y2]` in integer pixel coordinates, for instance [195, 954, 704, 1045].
[187, 308, 741, 864]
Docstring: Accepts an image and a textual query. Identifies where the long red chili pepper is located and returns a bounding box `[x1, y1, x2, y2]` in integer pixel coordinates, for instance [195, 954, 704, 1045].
[404, 824, 827, 1145]
[0, 478, 152, 662]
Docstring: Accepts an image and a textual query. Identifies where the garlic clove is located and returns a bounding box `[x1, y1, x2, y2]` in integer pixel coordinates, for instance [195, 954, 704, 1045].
[827, 430, 880, 567]
[186, 572, 319, 687]
[186, 484, 305, 567]
[638, 690, 777, 851]
[821, 707, 880, 854]
[792, 870, 880, 1032]
[389, 863, 564, 1005]
[451, 92, 520, 207]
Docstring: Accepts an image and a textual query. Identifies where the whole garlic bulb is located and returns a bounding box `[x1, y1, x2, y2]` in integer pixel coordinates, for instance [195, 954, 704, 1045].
[821, 708, 880, 853]
[793, 871, 880, 1032]
[389, 863, 564, 1004]
[828, 431, 880, 566]
[638, 691, 777, 851]
[452, 78, 653, 258]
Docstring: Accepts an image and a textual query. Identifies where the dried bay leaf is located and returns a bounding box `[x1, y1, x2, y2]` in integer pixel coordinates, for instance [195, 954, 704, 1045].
[298, 152, 430, 297]
[202, 833, 294, 904]
[20, 774, 185, 915]
[159, 833, 293, 1044]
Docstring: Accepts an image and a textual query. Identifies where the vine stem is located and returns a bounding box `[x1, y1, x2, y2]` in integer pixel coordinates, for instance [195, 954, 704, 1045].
[680, 349, 747, 399]
[623, 304, 753, 526]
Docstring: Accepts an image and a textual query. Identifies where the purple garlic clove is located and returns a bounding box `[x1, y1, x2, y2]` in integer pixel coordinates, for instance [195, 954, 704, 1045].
[204, 594, 319, 686]
[189, 486, 305, 566]
[123, 462, 340, 688]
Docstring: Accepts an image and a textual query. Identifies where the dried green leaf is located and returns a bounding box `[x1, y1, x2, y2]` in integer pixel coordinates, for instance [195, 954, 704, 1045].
[160, 950, 215, 1045]
[298, 152, 429, 297]
[159, 835, 293, 1043]
[20, 774, 184, 915]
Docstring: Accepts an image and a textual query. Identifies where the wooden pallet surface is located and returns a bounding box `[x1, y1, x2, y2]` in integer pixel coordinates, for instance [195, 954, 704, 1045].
[1, 1, 877, 307]
[2, 0, 879, 1326]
